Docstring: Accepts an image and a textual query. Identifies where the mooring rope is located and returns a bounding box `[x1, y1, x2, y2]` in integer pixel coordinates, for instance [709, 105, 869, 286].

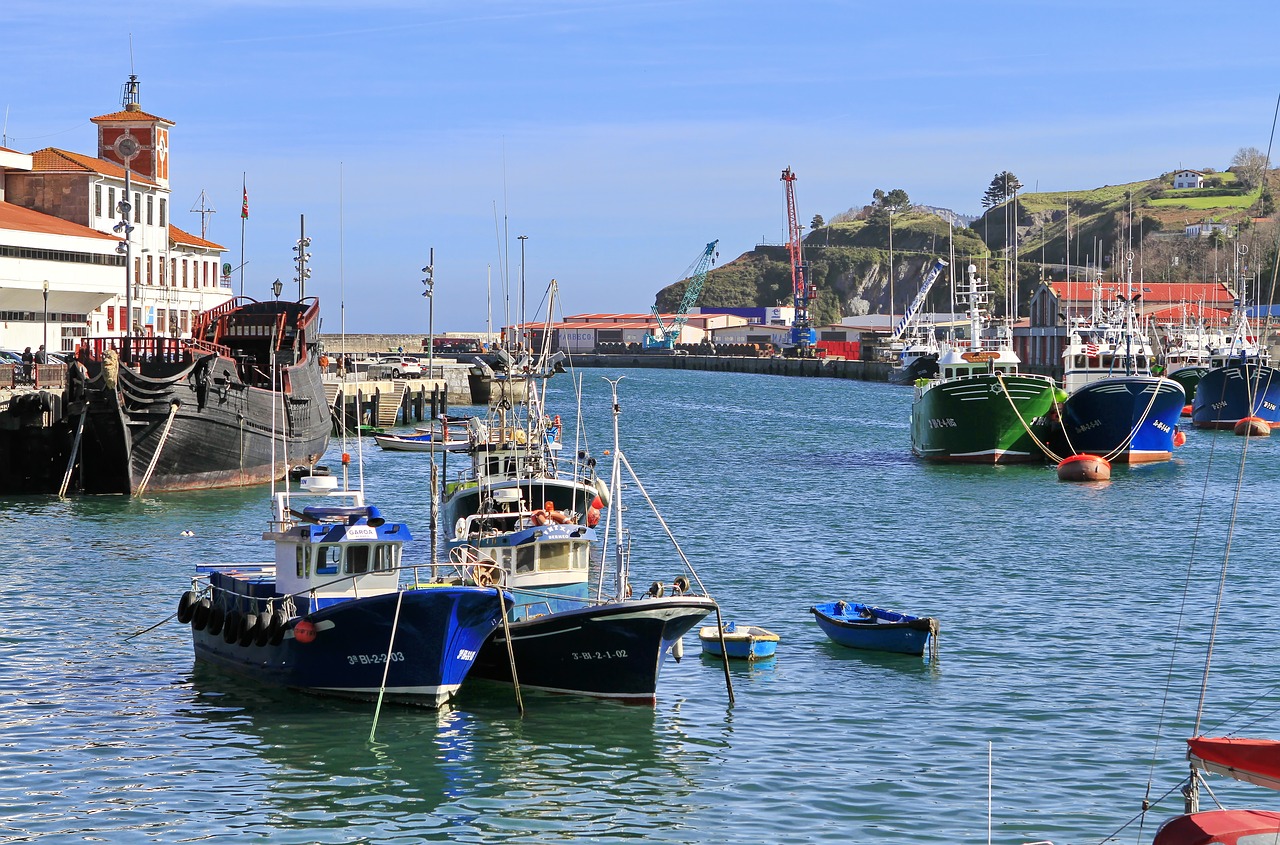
[995, 373, 1065, 463]
[136, 401, 181, 497]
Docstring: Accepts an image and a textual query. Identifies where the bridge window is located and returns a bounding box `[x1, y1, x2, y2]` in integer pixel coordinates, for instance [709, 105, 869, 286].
[345, 545, 370, 575]
[295, 545, 311, 578]
[316, 544, 340, 575]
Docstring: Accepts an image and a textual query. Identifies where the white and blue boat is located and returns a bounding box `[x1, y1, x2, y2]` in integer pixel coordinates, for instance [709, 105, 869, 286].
[448, 378, 717, 704]
[176, 474, 510, 708]
[811, 601, 938, 657]
[1055, 272, 1185, 463]
[698, 622, 779, 660]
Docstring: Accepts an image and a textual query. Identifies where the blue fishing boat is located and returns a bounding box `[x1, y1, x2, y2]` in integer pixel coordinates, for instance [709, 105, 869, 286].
[811, 601, 938, 657]
[698, 622, 779, 660]
[176, 475, 510, 707]
[1190, 291, 1280, 430]
[449, 377, 717, 703]
[1053, 271, 1185, 463]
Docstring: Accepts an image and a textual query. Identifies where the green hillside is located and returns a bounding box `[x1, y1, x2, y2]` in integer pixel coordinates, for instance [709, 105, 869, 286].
[655, 167, 1279, 320]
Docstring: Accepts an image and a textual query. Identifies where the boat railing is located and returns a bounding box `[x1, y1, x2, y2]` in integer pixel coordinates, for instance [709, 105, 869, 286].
[75, 335, 232, 366]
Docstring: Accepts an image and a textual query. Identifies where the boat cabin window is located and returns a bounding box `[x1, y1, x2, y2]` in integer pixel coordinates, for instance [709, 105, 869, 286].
[316, 544, 341, 575]
[515, 545, 536, 574]
[346, 545, 370, 575]
[295, 545, 311, 578]
[373, 544, 396, 572]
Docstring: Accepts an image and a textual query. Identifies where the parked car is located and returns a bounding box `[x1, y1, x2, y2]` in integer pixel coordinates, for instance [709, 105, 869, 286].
[374, 355, 422, 379]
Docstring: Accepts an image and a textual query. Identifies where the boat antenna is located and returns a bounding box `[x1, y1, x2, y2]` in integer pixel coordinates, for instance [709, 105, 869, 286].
[339, 161, 349, 489]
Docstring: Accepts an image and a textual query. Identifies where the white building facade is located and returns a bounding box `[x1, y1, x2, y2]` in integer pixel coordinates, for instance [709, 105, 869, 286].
[0, 81, 230, 353]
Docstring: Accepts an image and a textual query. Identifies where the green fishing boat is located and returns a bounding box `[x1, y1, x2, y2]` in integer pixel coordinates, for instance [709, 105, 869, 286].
[910, 265, 1062, 464]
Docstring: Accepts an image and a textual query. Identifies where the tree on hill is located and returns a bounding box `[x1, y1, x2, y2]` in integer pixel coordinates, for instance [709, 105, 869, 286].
[810, 213, 825, 229]
[1231, 147, 1269, 190]
[981, 171, 1023, 208]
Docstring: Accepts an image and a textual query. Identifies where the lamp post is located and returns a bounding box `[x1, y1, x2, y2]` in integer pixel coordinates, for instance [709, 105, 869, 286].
[42, 280, 49, 357]
[272, 278, 283, 301]
[421, 248, 434, 381]
[887, 207, 896, 333]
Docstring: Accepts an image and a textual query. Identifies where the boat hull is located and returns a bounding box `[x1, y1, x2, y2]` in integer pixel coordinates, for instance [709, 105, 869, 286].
[698, 624, 779, 659]
[1057, 376, 1185, 463]
[191, 587, 507, 708]
[910, 373, 1057, 464]
[811, 601, 935, 656]
[1168, 365, 1207, 405]
[1190, 362, 1280, 429]
[469, 596, 717, 703]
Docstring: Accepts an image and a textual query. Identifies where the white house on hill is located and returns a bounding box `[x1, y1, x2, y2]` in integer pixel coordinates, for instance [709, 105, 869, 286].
[1172, 169, 1204, 189]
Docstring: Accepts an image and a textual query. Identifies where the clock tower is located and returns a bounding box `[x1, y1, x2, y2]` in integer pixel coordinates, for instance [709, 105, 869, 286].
[92, 75, 175, 188]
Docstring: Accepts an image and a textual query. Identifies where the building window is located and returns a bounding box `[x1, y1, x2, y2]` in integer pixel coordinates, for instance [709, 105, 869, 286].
[159, 256, 166, 286]
[147, 255, 153, 285]
[95, 185, 102, 218]
[159, 198, 166, 227]
[170, 258, 176, 286]
[182, 259, 188, 288]
[132, 307, 141, 332]
[108, 187, 116, 219]
[146, 195, 153, 226]
[203, 261, 209, 287]
[134, 256, 141, 283]
[180, 310, 189, 334]
[133, 192, 141, 224]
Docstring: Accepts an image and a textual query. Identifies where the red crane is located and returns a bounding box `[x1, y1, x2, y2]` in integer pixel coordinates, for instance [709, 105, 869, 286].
[781, 167, 816, 353]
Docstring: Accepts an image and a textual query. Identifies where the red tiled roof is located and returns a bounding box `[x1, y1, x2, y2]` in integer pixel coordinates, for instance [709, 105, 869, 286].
[0, 201, 117, 240]
[169, 224, 225, 251]
[0, 145, 20, 154]
[91, 108, 174, 124]
[1148, 304, 1233, 322]
[1046, 280, 1233, 304]
[30, 148, 157, 186]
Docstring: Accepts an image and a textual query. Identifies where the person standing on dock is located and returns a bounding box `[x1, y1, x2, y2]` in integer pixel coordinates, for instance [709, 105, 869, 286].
[20, 347, 34, 383]
[35, 345, 47, 365]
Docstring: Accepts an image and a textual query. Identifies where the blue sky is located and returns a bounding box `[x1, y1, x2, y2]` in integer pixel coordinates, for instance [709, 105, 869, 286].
[3, 1, 1279, 333]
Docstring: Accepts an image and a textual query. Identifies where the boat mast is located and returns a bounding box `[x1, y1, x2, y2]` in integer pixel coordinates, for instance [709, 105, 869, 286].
[606, 376, 627, 601]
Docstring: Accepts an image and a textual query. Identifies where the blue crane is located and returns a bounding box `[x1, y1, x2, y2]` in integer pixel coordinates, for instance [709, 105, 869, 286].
[643, 240, 719, 351]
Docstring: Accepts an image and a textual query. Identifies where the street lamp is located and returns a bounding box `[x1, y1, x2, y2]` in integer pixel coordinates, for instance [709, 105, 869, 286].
[272, 278, 283, 301]
[422, 248, 434, 381]
[42, 280, 49, 358]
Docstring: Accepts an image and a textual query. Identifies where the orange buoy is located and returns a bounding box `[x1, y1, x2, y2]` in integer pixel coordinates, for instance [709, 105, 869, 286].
[1057, 453, 1111, 482]
[1234, 416, 1271, 437]
[1173, 429, 1187, 447]
[1181, 404, 1193, 417]
[293, 619, 318, 644]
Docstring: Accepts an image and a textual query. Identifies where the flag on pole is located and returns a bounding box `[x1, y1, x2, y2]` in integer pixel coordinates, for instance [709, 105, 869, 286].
[241, 184, 249, 219]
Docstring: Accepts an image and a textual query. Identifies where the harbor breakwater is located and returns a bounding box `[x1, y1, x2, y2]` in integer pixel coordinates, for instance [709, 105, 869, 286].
[569, 353, 894, 382]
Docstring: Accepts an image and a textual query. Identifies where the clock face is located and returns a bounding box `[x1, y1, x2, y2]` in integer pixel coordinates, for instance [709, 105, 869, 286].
[115, 135, 140, 160]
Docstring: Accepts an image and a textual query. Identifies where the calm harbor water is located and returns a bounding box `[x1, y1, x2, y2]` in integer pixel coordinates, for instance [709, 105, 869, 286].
[2, 368, 1279, 844]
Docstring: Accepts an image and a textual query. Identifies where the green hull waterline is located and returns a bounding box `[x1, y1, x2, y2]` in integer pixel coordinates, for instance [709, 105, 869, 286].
[910, 374, 1057, 464]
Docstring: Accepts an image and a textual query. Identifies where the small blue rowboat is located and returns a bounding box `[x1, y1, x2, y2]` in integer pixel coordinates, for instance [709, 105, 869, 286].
[811, 601, 939, 658]
[698, 622, 779, 660]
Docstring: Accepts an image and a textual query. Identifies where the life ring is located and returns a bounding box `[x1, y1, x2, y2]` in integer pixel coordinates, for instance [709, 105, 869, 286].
[547, 508, 571, 524]
[586, 506, 601, 528]
[191, 598, 212, 631]
[222, 610, 243, 644]
[177, 590, 199, 624]
[531, 509, 549, 526]
[454, 517, 467, 539]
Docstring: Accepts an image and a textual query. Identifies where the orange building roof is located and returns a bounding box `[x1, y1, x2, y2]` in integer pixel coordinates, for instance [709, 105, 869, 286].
[30, 148, 157, 186]
[0, 201, 117, 240]
[91, 108, 174, 124]
[169, 224, 225, 251]
[1046, 280, 1234, 305]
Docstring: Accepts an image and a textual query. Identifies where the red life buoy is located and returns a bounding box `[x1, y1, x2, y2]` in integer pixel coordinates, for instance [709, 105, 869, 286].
[293, 619, 318, 644]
